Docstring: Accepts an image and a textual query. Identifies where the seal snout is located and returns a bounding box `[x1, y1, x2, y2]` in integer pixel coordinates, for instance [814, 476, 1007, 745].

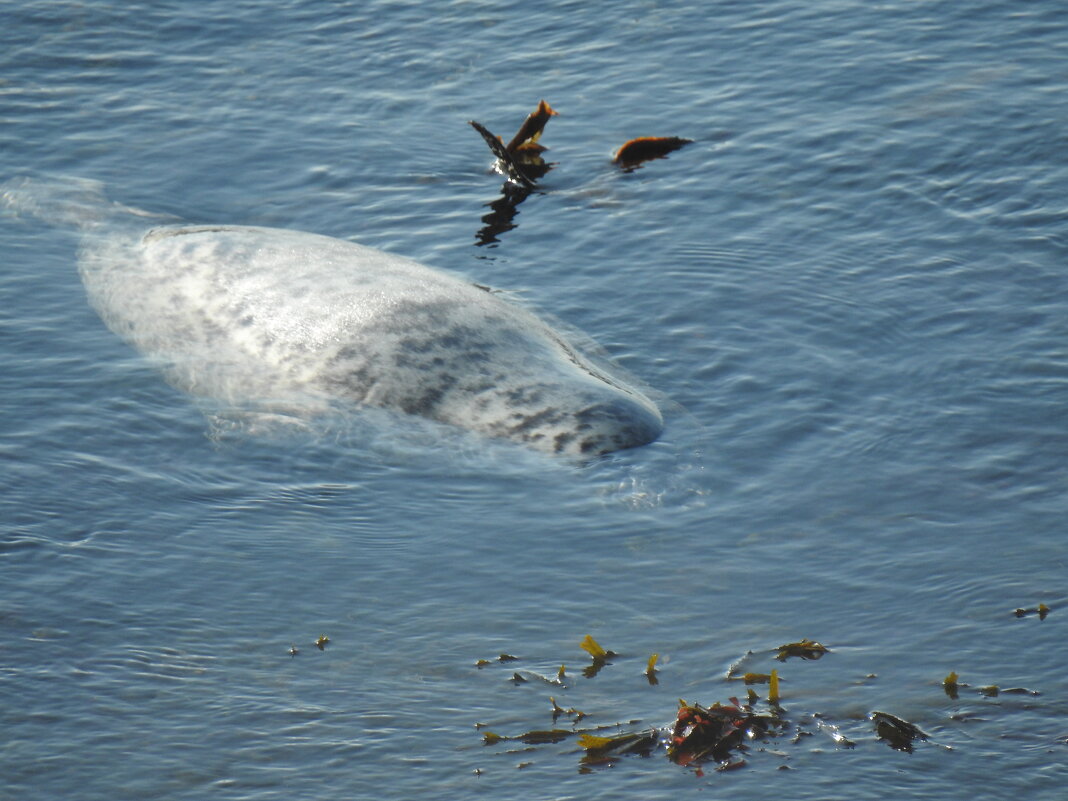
[570, 394, 664, 456]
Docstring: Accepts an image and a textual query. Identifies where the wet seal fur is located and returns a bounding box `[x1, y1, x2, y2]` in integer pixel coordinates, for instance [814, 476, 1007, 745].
[80, 223, 663, 457]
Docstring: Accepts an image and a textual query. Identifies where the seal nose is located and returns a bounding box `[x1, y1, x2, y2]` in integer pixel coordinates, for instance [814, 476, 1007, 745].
[573, 394, 664, 455]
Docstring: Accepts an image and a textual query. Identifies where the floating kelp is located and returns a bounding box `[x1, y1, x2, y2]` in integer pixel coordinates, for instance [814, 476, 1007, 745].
[504, 99, 558, 154]
[484, 728, 574, 745]
[739, 672, 773, 685]
[480, 659, 568, 686]
[469, 99, 558, 189]
[977, 685, 1040, 697]
[469, 120, 537, 189]
[667, 697, 787, 768]
[550, 696, 586, 723]
[943, 671, 960, 699]
[580, 634, 613, 660]
[578, 730, 661, 765]
[315, 634, 330, 650]
[469, 101, 556, 245]
[768, 669, 781, 704]
[476, 653, 520, 667]
[941, 672, 1040, 700]
[1013, 603, 1050, 619]
[871, 711, 928, 753]
[775, 639, 830, 661]
[469, 99, 695, 244]
[472, 633, 1045, 777]
[729, 640, 829, 670]
[613, 136, 693, 169]
[580, 634, 617, 678]
[645, 653, 660, 686]
[560, 693, 797, 773]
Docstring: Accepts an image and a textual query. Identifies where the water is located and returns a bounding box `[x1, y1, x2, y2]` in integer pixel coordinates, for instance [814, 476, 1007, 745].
[3, 0, 1068, 798]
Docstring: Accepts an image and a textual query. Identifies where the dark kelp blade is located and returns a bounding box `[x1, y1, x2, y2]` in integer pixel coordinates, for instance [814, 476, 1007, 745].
[515, 729, 574, 745]
[505, 99, 559, 153]
[870, 711, 928, 752]
[468, 120, 535, 188]
[482, 728, 574, 745]
[613, 136, 692, 168]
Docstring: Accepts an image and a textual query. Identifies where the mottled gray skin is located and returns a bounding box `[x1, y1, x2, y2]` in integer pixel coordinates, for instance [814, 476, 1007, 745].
[79, 224, 662, 457]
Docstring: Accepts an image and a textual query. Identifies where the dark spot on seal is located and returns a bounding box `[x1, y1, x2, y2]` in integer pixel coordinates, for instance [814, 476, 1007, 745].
[553, 431, 576, 453]
[400, 379, 454, 415]
[505, 408, 564, 435]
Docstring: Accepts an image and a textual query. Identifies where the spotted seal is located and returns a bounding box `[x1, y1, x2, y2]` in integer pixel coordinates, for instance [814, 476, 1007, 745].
[3, 177, 662, 456]
[79, 223, 663, 457]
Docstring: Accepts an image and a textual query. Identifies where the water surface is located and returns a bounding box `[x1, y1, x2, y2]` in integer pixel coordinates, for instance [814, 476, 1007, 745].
[3, 1, 1068, 799]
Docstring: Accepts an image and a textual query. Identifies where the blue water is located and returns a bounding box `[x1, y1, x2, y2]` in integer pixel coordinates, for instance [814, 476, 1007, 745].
[3, 1, 1068, 798]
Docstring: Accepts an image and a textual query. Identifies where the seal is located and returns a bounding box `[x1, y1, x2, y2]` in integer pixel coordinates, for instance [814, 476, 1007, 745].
[79, 223, 663, 457]
[3, 177, 662, 456]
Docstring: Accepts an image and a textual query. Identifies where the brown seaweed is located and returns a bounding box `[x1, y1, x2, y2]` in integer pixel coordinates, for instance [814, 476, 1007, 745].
[504, 99, 558, 154]
[871, 711, 928, 753]
[468, 119, 536, 188]
[667, 698, 786, 768]
[1013, 603, 1050, 619]
[613, 136, 692, 168]
[775, 639, 830, 661]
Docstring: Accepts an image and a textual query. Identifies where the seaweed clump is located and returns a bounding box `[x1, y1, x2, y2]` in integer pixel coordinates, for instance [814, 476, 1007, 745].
[468, 99, 558, 190]
[666, 697, 786, 770]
